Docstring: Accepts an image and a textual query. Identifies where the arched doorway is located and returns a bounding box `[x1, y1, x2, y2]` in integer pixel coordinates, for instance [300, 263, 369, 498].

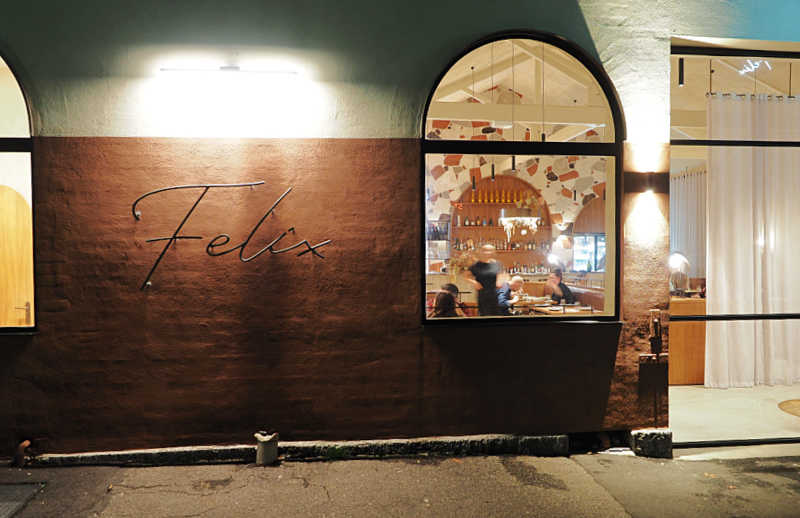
[0, 55, 34, 328]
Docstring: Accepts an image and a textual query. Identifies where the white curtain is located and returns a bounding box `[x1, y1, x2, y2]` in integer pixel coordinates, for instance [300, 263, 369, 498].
[670, 168, 706, 277]
[706, 94, 800, 388]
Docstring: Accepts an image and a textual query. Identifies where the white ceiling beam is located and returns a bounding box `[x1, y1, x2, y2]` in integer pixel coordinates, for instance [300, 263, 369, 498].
[462, 88, 493, 104]
[548, 124, 597, 142]
[670, 126, 707, 139]
[427, 101, 608, 126]
[513, 40, 590, 90]
[433, 54, 533, 101]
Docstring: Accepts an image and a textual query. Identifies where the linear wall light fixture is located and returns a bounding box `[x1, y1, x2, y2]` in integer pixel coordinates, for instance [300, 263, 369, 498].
[159, 65, 299, 75]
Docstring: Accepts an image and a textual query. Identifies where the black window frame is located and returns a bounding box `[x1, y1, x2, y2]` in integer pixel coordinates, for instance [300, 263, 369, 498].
[670, 44, 800, 323]
[0, 50, 37, 334]
[420, 30, 626, 324]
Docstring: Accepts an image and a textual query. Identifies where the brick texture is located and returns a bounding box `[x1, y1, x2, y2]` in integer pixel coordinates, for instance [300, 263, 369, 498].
[0, 137, 665, 454]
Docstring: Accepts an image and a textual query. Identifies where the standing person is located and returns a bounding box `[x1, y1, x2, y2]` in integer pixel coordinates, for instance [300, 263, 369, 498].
[547, 268, 576, 304]
[464, 244, 502, 316]
[497, 275, 524, 315]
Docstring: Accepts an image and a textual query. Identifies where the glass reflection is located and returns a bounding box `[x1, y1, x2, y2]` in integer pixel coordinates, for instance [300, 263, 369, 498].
[425, 153, 613, 319]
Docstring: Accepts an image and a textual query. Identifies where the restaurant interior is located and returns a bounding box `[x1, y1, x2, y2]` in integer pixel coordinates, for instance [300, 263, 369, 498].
[423, 38, 615, 319]
[669, 36, 800, 443]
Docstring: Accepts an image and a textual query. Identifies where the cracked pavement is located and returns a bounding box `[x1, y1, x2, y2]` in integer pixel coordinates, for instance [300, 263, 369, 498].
[2, 445, 800, 517]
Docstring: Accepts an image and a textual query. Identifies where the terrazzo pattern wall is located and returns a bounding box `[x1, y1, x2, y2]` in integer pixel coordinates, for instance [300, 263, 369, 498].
[425, 151, 607, 229]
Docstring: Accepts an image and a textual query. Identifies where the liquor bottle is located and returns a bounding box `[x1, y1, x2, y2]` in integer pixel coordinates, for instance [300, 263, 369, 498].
[471, 191, 475, 203]
[455, 214, 460, 227]
[482, 217, 487, 226]
[488, 217, 493, 227]
[464, 216, 470, 226]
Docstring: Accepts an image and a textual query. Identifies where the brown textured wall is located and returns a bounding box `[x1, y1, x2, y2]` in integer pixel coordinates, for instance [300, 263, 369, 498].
[0, 138, 666, 454]
[607, 191, 671, 429]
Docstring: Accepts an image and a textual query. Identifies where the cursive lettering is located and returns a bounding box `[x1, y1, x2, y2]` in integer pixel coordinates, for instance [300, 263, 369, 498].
[132, 182, 331, 290]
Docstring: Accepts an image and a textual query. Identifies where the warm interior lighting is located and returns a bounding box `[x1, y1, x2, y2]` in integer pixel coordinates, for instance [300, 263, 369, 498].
[627, 190, 667, 247]
[668, 252, 689, 271]
[623, 141, 670, 174]
[668, 252, 690, 295]
[499, 207, 540, 241]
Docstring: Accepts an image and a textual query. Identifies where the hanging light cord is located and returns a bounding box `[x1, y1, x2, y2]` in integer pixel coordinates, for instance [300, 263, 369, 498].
[511, 42, 515, 141]
[541, 43, 546, 142]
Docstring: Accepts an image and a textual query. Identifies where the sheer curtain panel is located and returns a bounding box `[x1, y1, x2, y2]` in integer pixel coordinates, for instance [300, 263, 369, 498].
[706, 94, 800, 387]
[670, 168, 706, 277]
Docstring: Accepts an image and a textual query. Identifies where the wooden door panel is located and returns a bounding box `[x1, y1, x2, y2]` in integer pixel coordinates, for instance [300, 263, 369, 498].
[0, 185, 34, 326]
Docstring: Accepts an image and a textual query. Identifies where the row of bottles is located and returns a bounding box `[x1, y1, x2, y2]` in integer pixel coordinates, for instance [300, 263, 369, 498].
[458, 215, 501, 227]
[453, 237, 551, 252]
[426, 222, 449, 241]
[469, 189, 530, 204]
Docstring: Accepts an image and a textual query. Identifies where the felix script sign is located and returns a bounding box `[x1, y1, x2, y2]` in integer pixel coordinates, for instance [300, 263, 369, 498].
[131, 181, 331, 290]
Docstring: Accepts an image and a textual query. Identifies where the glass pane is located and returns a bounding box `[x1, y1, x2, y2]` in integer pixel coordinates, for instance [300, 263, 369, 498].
[573, 235, 593, 272]
[671, 56, 710, 140]
[0, 153, 34, 327]
[0, 57, 29, 137]
[670, 143, 800, 316]
[426, 39, 614, 143]
[672, 56, 800, 141]
[596, 235, 606, 272]
[424, 153, 614, 319]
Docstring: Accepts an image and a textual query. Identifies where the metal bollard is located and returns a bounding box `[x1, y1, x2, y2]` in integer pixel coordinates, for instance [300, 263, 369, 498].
[254, 431, 279, 465]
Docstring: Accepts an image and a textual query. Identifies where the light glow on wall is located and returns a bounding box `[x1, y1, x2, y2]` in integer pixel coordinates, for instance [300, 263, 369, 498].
[627, 190, 667, 247]
[623, 141, 670, 174]
[132, 53, 333, 138]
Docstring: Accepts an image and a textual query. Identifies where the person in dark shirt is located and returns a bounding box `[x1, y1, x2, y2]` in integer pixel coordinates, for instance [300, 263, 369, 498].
[464, 244, 502, 316]
[547, 268, 576, 305]
[497, 275, 524, 315]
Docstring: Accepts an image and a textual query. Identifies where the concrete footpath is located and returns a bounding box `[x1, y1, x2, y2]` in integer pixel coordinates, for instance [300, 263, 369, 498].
[2, 443, 800, 517]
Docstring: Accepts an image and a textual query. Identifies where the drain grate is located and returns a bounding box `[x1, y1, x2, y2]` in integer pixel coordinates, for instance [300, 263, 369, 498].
[0, 484, 42, 518]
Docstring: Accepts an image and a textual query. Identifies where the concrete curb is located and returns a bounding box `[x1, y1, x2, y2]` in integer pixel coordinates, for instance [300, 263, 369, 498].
[27, 434, 569, 467]
[630, 429, 673, 459]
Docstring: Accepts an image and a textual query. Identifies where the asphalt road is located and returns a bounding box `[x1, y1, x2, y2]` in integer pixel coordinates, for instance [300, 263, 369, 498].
[2, 445, 800, 517]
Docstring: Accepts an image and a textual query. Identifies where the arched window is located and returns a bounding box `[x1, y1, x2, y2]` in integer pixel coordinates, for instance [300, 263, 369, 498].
[423, 32, 624, 321]
[0, 55, 34, 329]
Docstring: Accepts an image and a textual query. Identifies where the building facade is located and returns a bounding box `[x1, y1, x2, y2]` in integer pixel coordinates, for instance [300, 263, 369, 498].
[1, 0, 798, 454]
